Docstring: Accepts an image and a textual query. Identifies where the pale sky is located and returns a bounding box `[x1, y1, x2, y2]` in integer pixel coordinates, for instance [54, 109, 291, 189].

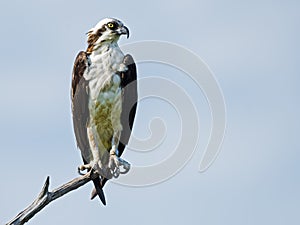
[1, 0, 299, 224]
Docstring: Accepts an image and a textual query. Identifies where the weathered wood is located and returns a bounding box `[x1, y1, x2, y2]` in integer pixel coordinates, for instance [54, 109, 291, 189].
[6, 170, 98, 225]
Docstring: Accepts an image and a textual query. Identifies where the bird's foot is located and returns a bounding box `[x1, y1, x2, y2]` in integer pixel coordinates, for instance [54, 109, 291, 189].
[78, 164, 92, 175]
[108, 148, 130, 178]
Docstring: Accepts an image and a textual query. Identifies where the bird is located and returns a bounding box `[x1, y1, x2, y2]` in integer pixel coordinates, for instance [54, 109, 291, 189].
[71, 18, 138, 205]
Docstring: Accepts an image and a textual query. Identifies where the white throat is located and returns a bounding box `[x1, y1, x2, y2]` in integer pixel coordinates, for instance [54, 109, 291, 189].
[84, 42, 126, 101]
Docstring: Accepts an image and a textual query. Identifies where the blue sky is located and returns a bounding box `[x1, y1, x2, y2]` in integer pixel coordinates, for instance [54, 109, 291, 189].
[1, 0, 299, 224]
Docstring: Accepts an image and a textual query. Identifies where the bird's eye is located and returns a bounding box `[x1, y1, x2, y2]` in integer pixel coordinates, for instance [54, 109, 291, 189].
[107, 23, 114, 29]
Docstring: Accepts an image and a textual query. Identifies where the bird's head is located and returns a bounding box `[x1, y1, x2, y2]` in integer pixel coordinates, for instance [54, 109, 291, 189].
[86, 18, 129, 53]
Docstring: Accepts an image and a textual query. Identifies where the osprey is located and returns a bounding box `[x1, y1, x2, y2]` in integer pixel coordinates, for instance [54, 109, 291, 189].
[71, 18, 137, 205]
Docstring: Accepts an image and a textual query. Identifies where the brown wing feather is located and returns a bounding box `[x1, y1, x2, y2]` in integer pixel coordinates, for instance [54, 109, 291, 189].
[71, 51, 91, 163]
[118, 54, 138, 156]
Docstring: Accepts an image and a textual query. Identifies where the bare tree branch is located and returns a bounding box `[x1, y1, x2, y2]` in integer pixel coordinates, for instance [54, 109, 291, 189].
[6, 170, 98, 225]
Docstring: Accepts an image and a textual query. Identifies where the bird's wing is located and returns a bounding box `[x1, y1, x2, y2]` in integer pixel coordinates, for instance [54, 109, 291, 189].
[71, 51, 91, 164]
[118, 54, 138, 156]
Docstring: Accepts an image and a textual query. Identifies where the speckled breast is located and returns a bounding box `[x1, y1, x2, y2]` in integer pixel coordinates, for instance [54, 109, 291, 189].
[90, 74, 122, 151]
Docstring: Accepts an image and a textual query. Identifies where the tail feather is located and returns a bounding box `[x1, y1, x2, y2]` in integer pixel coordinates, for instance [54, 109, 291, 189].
[92, 177, 106, 205]
[91, 178, 109, 201]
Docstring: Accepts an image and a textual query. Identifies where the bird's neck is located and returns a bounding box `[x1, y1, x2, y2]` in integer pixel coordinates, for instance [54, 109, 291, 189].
[89, 41, 119, 56]
[89, 42, 121, 64]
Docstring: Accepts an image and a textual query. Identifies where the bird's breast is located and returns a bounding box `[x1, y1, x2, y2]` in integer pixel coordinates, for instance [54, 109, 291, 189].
[85, 48, 124, 150]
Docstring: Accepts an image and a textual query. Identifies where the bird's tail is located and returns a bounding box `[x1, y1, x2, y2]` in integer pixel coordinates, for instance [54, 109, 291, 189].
[91, 177, 108, 201]
[92, 177, 106, 205]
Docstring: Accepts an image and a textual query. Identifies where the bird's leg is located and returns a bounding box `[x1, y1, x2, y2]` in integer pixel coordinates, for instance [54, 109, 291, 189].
[77, 164, 92, 175]
[108, 145, 131, 178]
[77, 126, 101, 176]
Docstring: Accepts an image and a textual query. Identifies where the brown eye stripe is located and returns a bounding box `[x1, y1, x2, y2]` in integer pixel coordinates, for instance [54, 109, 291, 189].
[86, 27, 106, 54]
[97, 27, 106, 36]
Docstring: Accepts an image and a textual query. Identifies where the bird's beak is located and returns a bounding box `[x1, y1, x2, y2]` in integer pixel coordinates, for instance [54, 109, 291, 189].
[119, 26, 129, 39]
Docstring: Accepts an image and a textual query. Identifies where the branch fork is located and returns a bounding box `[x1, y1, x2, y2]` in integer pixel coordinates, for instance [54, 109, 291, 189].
[6, 170, 99, 225]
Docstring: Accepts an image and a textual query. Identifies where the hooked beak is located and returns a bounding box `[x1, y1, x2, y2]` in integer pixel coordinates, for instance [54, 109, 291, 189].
[118, 26, 129, 39]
